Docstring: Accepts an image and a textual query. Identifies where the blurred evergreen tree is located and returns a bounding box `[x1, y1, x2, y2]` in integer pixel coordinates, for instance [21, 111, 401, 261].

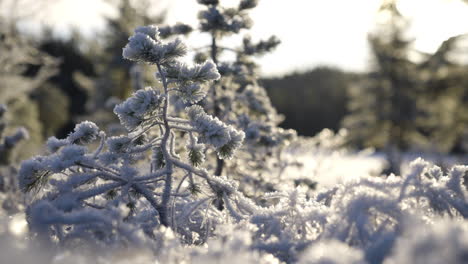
[342, 0, 421, 174]
[416, 35, 468, 155]
[0, 18, 57, 160]
[31, 83, 70, 138]
[343, 0, 468, 172]
[0, 104, 28, 214]
[37, 30, 96, 138]
[92, 0, 165, 102]
[79, 0, 167, 132]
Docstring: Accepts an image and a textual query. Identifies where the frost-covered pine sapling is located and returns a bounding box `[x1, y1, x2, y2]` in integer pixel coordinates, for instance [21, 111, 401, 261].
[18, 26, 245, 246]
[121, 25, 244, 223]
[159, 0, 297, 185]
[197, 0, 288, 177]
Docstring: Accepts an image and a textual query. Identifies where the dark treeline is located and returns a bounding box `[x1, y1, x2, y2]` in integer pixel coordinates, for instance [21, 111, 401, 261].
[261, 67, 356, 136]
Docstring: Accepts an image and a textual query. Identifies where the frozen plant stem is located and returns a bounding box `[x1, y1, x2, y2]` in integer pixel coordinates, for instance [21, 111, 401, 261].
[156, 62, 173, 227]
[210, 35, 218, 66]
[210, 35, 225, 176]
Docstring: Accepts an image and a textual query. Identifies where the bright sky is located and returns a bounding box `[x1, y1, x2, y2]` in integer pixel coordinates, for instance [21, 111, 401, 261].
[13, 0, 468, 76]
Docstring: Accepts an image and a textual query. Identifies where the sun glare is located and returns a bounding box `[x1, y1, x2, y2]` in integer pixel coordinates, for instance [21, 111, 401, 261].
[397, 0, 468, 53]
[166, 0, 468, 74]
[10, 0, 468, 74]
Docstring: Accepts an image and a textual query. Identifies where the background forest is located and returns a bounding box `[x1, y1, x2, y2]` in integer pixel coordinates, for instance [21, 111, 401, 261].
[0, 0, 467, 263]
[1, 0, 467, 162]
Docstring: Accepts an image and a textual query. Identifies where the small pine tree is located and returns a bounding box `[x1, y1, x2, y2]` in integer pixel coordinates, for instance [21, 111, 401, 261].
[416, 34, 468, 155]
[0, 17, 58, 160]
[159, 0, 297, 190]
[342, 0, 421, 174]
[19, 26, 245, 245]
[344, 0, 468, 172]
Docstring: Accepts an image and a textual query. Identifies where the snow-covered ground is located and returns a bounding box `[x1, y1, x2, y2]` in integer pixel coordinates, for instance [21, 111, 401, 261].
[281, 139, 466, 191]
[282, 149, 385, 190]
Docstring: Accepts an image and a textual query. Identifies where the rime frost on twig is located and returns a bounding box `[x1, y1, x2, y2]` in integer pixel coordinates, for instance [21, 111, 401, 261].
[187, 105, 244, 159]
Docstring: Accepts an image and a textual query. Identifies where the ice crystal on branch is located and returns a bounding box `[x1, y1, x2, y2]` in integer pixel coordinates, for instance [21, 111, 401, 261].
[134, 25, 160, 41]
[18, 157, 48, 193]
[122, 26, 187, 65]
[186, 136, 206, 167]
[67, 121, 100, 145]
[114, 87, 164, 130]
[46, 136, 69, 153]
[187, 105, 245, 159]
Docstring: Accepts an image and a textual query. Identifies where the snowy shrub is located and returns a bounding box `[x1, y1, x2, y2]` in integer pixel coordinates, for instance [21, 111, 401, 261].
[202, 158, 467, 263]
[18, 25, 247, 249]
[317, 158, 468, 263]
[384, 218, 468, 264]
